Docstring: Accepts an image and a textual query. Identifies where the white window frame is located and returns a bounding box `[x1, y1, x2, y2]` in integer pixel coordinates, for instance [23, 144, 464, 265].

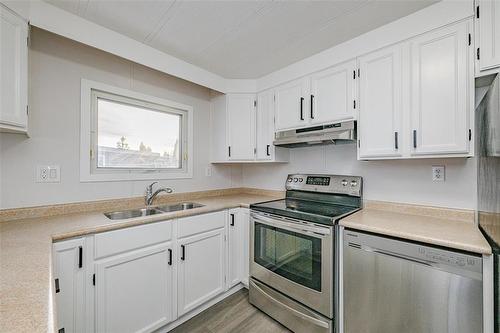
[80, 79, 193, 182]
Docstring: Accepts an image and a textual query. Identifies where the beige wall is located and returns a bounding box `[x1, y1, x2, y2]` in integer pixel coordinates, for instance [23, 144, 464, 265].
[0, 28, 241, 209]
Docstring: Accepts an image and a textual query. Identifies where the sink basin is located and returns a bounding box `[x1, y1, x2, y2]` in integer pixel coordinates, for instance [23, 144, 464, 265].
[156, 202, 205, 212]
[104, 208, 163, 220]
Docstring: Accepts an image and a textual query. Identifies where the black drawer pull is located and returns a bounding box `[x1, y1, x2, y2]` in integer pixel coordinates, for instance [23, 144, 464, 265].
[413, 130, 417, 148]
[394, 132, 399, 150]
[230, 213, 235, 226]
[310, 95, 314, 119]
[266, 144, 270, 156]
[78, 246, 83, 268]
[181, 245, 185, 261]
[168, 249, 172, 265]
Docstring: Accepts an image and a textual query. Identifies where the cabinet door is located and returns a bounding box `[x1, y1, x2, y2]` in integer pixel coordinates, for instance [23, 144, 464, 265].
[358, 45, 403, 159]
[0, 6, 28, 132]
[275, 77, 310, 131]
[256, 90, 274, 160]
[53, 238, 86, 333]
[478, 0, 500, 71]
[227, 94, 256, 160]
[228, 209, 243, 288]
[310, 60, 356, 125]
[410, 21, 471, 155]
[95, 243, 174, 333]
[178, 228, 225, 315]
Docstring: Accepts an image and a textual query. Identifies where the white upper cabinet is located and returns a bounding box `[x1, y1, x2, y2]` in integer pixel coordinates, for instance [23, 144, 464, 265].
[256, 90, 274, 160]
[255, 90, 289, 162]
[227, 94, 256, 160]
[0, 5, 28, 134]
[410, 21, 472, 156]
[310, 60, 357, 125]
[274, 77, 310, 131]
[476, 0, 500, 72]
[358, 45, 404, 159]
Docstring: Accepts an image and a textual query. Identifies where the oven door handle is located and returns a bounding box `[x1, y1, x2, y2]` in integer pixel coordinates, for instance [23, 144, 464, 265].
[251, 279, 330, 329]
[252, 213, 331, 236]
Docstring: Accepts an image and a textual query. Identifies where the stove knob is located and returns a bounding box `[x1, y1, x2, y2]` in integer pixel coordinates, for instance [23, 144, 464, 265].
[341, 179, 348, 186]
[350, 180, 358, 187]
[293, 178, 298, 182]
[287, 178, 293, 182]
[298, 178, 303, 182]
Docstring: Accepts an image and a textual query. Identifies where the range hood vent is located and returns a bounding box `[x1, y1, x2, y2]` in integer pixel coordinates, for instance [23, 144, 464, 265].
[273, 120, 357, 148]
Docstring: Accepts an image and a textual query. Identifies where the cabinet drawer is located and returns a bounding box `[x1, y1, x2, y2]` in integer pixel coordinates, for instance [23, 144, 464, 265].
[178, 211, 226, 238]
[94, 221, 172, 259]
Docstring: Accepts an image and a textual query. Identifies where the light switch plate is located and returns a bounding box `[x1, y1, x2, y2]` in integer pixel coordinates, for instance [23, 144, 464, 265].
[205, 166, 212, 177]
[432, 165, 445, 182]
[36, 165, 60, 183]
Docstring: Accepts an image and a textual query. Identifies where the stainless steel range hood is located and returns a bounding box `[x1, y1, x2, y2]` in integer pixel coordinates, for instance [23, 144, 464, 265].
[273, 120, 356, 148]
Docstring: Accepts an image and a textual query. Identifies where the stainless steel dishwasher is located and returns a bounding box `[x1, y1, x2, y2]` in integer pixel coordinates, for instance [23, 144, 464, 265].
[343, 230, 483, 333]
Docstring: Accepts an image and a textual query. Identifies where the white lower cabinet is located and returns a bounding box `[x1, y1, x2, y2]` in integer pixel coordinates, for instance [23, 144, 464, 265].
[54, 210, 250, 333]
[53, 238, 86, 333]
[177, 228, 225, 316]
[95, 243, 174, 333]
[227, 208, 249, 288]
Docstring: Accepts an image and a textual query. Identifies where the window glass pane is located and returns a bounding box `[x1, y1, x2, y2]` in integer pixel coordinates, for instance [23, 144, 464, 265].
[97, 98, 181, 169]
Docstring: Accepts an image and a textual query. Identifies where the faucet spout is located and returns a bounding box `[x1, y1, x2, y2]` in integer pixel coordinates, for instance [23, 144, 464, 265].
[145, 182, 173, 206]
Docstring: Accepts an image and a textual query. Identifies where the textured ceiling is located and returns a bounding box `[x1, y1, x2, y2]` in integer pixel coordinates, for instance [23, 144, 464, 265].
[45, 0, 438, 79]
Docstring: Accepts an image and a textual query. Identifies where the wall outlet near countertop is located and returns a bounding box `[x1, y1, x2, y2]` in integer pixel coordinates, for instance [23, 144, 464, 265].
[432, 165, 445, 182]
[36, 165, 60, 183]
[205, 166, 212, 177]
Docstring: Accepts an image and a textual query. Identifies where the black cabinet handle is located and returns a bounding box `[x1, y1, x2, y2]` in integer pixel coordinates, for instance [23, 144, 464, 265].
[228, 146, 231, 157]
[180, 245, 185, 261]
[230, 213, 235, 226]
[394, 132, 399, 150]
[300, 97, 304, 120]
[266, 144, 270, 156]
[168, 249, 172, 265]
[78, 246, 83, 268]
[310, 95, 314, 119]
[413, 130, 417, 148]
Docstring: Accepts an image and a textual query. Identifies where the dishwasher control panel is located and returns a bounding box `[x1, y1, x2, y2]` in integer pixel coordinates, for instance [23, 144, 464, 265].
[421, 248, 480, 268]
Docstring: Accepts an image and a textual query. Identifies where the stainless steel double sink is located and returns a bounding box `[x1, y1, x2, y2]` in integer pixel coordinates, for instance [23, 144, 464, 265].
[104, 202, 204, 220]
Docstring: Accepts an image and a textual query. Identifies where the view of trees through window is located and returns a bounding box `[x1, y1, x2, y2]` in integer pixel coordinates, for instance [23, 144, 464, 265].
[97, 98, 181, 169]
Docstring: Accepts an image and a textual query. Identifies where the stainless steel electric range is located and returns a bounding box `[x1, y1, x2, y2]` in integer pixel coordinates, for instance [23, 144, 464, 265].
[249, 174, 363, 333]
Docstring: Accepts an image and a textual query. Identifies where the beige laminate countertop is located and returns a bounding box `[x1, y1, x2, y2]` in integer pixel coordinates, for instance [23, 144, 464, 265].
[340, 208, 492, 255]
[0, 193, 281, 333]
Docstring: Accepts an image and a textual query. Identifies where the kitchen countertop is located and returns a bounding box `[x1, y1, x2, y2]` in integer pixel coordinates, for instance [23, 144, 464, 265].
[340, 208, 492, 255]
[0, 192, 282, 333]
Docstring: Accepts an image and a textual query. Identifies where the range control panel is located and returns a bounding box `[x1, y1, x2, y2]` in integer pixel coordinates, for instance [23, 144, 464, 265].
[286, 174, 362, 197]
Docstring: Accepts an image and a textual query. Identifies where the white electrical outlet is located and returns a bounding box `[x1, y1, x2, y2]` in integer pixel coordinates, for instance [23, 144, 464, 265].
[432, 165, 445, 182]
[205, 166, 212, 177]
[36, 165, 60, 183]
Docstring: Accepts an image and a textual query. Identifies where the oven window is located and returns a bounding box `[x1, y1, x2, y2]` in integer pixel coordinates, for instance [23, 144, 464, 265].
[254, 222, 322, 291]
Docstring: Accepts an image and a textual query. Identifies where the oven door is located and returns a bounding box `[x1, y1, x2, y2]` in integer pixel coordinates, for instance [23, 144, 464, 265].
[250, 211, 334, 318]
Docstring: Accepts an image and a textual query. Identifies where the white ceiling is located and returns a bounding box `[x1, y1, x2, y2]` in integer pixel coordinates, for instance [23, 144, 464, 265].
[45, 0, 438, 79]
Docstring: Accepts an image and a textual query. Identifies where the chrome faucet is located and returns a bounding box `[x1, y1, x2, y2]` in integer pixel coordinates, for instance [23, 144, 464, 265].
[145, 182, 173, 206]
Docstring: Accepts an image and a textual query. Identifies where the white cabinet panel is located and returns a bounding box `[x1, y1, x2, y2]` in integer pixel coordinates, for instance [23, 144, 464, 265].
[95, 243, 174, 333]
[275, 77, 309, 131]
[256, 90, 274, 160]
[477, 0, 500, 71]
[310, 60, 356, 125]
[53, 238, 86, 333]
[227, 209, 244, 288]
[177, 228, 225, 315]
[410, 21, 471, 155]
[0, 5, 28, 133]
[227, 94, 256, 160]
[358, 45, 403, 159]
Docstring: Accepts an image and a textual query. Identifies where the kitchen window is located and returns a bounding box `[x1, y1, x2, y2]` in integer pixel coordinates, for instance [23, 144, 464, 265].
[80, 80, 193, 181]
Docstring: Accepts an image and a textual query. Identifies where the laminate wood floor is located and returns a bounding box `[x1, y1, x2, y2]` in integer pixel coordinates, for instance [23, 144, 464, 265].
[170, 289, 291, 333]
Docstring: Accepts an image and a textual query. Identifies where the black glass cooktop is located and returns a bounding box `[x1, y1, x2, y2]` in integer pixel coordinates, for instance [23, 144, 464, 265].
[250, 198, 359, 225]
